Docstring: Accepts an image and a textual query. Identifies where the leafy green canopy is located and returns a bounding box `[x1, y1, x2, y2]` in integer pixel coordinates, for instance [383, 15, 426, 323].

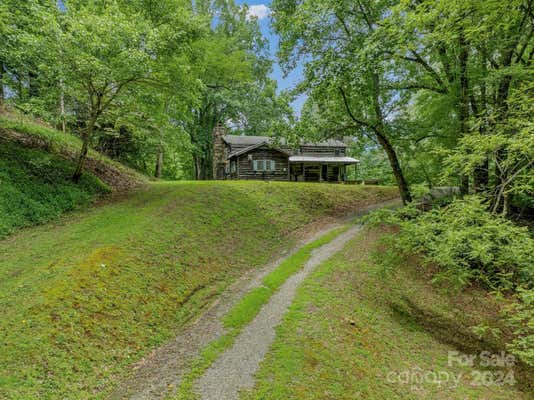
[1, 0, 292, 180]
[272, 0, 533, 210]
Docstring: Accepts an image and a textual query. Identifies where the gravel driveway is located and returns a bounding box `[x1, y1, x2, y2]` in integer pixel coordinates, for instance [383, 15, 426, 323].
[195, 225, 362, 400]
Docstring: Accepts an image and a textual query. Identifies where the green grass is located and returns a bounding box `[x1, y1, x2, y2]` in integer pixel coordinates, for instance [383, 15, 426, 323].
[223, 287, 273, 330]
[262, 226, 348, 292]
[174, 225, 349, 399]
[0, 113, 87, 151]
[0, 113, 146, 187]
[241, 226, 533, 400]
[0, 138, 110, 237]
[223, 226, 349, 331]
[0, 181, 398, 400]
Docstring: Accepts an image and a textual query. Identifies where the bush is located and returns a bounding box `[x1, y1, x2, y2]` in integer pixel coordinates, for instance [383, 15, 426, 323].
[365, 196, 534, 290]
[503, 288, 534, 366]
[0, 139, 109, 237]
[365, 197, 534, 366]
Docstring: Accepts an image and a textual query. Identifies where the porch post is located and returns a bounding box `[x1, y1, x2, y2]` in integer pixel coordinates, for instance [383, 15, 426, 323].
[288, 160, 290, 181]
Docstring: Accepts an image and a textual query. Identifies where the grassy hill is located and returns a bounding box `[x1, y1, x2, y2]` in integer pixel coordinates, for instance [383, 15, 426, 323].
[0, 180, 398, 399]
[0, 113, 146, 237]
[242, 226, 533, 399]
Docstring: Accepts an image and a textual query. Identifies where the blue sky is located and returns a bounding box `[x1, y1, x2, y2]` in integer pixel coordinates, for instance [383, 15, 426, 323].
[236, 0, 306, 114]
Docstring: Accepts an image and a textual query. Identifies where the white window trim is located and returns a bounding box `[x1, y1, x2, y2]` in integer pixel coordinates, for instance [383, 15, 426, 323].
[253, 159, 276, 172]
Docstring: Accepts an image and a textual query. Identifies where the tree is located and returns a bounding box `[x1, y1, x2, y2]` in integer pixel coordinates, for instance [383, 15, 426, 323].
[56, 2, 196, 182]
[184, 0, 289, 180]
[272, 0, 413, 203]
[0, 1, 59, 112]
[381, 0, 533, 209]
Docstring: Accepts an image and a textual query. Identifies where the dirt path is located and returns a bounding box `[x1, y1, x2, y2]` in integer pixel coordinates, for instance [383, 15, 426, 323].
[108, 199, 400, 400]
[195, 225, 362, 400]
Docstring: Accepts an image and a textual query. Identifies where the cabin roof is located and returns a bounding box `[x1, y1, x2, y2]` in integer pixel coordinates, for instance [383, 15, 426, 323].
[289, 156, 359, 164]
[227, 142, 291, 159]
[222, 135, 347, 148]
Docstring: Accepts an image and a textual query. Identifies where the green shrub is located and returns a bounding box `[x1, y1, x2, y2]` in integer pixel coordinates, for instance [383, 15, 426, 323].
[504, 288, 534, 366]
[365, 196, 534, 290]
[365, 197, 534, 366]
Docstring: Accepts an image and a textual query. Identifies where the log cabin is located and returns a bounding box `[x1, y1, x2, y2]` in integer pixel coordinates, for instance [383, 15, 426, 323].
[213, 125, 359, 182]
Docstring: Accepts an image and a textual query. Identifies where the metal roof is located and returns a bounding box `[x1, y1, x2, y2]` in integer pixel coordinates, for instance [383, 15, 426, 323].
[223, 135, 347, 148]
[289, 156, 360, 164]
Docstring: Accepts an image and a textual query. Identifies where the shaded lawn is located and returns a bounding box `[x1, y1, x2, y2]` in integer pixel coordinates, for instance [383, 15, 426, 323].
[242, 227, 533, 400]
[0, 138, 109, 237]
[0, 181, 398, 399]
[0, 114, 145, 186]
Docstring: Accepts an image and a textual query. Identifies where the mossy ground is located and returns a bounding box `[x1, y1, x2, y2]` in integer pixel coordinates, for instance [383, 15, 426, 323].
[0, 138, 110, 237]
[0, 180, 397, 399]
[0, 113, 146, 196]
[241, 227, 533, 400]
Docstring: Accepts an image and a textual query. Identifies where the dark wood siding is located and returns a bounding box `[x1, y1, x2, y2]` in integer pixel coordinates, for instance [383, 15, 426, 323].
[235, 148, 289, 181]
[299, 146, 345, 156]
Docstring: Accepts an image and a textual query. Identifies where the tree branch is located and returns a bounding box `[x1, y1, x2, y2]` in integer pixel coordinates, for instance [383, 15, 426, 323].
[338, 86, 376, 130]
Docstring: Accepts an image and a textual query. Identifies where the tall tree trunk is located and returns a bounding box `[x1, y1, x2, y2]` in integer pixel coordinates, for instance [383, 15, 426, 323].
[472, 53, 489, 192]
[155, 135, 163, 179]
[0, 62, 4, 109]
[376, 132, 412, 204]
[458, 32, 470, 195]
[491, 73, 514, 212]
[155, 99, 169, 179]
[59, 77, 66, 134]
[72, 138, 89, 183]
[473, 159, 489, 192]
[339, 82, 412, 204]
[193, 154, 202, 180]
[28, 70, 39, 98]
[371, 74, 412, 204]
[72, 114, 96, 183]
[17, 73, 23, 101]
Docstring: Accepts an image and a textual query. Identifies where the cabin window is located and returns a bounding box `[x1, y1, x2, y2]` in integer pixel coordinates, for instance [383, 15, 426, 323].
[253, 160, 263, 171]
[335, 149, 341, 156]
[253, 159, 276, 172]
[230, 160, 236, 173]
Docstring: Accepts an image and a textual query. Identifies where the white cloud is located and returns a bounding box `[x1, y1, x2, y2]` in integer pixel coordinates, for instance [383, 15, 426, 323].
[246, 4, 271, 20]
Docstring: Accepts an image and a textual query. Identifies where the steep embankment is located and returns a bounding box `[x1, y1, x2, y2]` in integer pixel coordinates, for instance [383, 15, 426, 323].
[0, 180, 398, 399]
[0, 115, 146, 237]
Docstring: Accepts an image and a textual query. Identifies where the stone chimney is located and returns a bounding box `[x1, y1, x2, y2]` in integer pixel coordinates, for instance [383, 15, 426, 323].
[212, 123, 227, 179]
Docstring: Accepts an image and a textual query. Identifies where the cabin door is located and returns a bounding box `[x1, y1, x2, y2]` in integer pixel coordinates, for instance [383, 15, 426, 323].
[321, 165, 328, 181]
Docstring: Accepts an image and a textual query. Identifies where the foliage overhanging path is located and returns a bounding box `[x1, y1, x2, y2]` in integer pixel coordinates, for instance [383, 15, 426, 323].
[193, 225, 362, 400]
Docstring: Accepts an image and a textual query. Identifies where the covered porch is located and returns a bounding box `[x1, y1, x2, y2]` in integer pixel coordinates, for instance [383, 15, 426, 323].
[289, 156, 359, 182]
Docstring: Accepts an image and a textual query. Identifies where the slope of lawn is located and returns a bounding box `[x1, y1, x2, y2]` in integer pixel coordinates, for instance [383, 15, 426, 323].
[0, 112, 147, 237]
[0, 137, 110, 237]
[0, 112, 146, 191]
[242, 226, 533, 400]
[0, 181, 398, 399]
